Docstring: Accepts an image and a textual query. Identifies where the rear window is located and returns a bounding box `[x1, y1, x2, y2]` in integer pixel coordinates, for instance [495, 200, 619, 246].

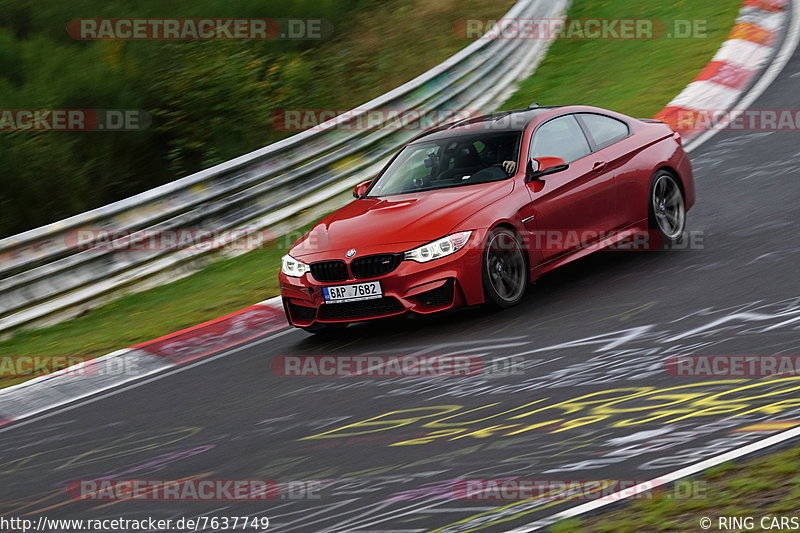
[578, 113, 630, 149]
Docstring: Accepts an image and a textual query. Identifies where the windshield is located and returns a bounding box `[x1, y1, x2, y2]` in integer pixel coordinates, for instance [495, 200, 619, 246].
[368, 131, 522, 197]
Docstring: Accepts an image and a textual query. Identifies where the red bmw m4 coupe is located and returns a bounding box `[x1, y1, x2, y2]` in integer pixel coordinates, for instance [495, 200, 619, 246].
[279, 105, 695, 333]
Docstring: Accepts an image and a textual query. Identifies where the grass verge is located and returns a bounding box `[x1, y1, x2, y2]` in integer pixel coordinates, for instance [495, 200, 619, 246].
[550, 442, 800, 532]
[0, 0, 743, 387]
[502, 0, 742, 117]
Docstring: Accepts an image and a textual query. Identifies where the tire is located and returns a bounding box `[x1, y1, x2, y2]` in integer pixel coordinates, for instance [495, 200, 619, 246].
[482, 227, 528, 309]
[648, 170, 686, 246]
[301, 322, 348, 335]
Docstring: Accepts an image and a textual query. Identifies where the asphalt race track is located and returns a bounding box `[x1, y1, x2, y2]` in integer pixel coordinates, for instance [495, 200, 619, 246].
[2, 34, 800, 533]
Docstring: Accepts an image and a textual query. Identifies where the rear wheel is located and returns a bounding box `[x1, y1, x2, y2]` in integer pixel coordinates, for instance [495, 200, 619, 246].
[301, 322, 348, 335]
[648, 170, 686, 245]
[482, 227, 528, 308]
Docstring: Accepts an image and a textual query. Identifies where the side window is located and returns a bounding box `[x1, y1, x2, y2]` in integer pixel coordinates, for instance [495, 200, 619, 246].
[530, 115, 591, 163]
[579, 113, 629, 149]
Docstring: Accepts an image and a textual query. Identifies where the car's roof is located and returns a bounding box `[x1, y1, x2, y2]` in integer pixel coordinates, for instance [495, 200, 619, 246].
[408, 105, 642, 145]
[410, 106, 564, 143]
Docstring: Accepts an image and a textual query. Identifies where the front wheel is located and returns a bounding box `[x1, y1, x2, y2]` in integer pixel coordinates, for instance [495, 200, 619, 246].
[482, 227, 528, 309]
[648, 171, 686, 245]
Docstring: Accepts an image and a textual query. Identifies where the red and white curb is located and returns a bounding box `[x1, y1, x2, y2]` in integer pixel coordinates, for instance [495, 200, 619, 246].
[0, 297, 287, 425]
[654, 0, 789, 142]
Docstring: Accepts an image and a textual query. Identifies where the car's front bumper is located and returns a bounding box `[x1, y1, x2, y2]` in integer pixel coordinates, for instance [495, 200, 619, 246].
[278, 233, 486, 327]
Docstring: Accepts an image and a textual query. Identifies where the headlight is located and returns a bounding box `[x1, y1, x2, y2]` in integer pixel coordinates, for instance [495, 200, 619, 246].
[281, 254, 310, 277]
[403, 231, 473, 263]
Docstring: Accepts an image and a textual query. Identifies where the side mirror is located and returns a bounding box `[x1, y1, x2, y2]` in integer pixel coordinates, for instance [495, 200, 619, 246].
[526, 157, 569, 183]
[353, 179, 374, 198]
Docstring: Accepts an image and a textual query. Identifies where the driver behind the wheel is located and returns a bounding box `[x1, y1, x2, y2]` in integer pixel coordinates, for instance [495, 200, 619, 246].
[480, 137, 517, 174]
[495, 140, 517, 175]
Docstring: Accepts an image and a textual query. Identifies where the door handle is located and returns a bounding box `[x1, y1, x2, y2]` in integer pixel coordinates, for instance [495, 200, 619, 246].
[592, 161, 607, 172]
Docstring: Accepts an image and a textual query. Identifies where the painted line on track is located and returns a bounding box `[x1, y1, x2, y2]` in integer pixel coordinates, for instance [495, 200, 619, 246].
[508, 425, 800, 532]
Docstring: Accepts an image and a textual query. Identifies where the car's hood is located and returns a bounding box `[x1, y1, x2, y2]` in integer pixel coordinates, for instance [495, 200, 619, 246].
[290, 180, 514, 260]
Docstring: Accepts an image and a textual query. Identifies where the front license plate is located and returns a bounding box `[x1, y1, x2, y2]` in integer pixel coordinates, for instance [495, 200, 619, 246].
[323, 281, 382, 303]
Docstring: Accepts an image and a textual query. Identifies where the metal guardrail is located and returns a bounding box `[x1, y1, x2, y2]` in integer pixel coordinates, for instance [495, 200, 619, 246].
[0, 0, 569, 334]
